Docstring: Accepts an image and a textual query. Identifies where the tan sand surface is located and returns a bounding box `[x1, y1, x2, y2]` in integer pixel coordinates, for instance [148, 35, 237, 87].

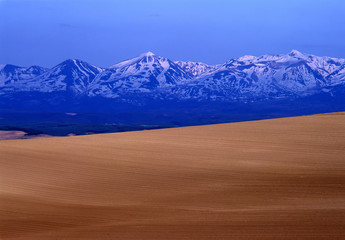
[1, 112, 345, 239]
[0, 130, 26, 140]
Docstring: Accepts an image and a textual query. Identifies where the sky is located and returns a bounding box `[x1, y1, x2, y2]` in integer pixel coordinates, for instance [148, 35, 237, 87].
[0, 0, 345, 67]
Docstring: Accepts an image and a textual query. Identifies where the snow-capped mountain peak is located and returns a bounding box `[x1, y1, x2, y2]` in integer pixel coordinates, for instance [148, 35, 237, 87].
[57, 59, 103, 72]
[237, 55, 257, 62]
[110, 52, 159, 69]
[110, 52, 175, 74]
[141, 51, 156, 57]
[89, 53, 193, 97]
[1, 50, 345, 102]
[0, 64, 47, 87]
[9, 59, 104, 94]
[288, 49, 305, 58]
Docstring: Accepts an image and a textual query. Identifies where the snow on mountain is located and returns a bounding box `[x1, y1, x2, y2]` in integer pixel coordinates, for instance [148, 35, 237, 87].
[237, 55, 257, 62]
[177, 50, 345, 100]
[16, 59, 103, 93]
[88, 52, 193, 97]
[174, 61, 218, 77]
[288, 49, 306, 58]
[0, 64, 47, 87]
[327, 63, 345, 85]
[1, 50, 344, 102]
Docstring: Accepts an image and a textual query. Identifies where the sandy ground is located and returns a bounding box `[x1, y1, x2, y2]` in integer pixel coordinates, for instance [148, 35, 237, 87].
[1, 112, 345, 239]
[0, 130, 26, 140]
[0, 131, 52, 140]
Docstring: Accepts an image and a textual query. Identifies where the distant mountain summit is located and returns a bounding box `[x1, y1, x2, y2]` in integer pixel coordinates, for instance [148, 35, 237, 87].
[1, 50, 345, 103]
[0, 64, 47, 87]
[88, 52, 193, 98]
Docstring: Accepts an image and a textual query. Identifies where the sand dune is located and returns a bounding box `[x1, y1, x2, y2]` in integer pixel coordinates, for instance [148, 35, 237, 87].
[1, 112, 345, 239]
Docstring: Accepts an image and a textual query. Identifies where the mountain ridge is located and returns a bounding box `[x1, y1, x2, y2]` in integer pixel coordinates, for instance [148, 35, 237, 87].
[1, 50, 345, 103]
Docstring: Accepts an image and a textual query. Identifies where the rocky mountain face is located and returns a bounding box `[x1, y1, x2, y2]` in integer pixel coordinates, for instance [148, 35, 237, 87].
[1, 50, 345, 103]
[171, 50, 345, 100]
[174, 61, 218, 77]
[88, 52, 193, 98]
[0, 64, 47, 88]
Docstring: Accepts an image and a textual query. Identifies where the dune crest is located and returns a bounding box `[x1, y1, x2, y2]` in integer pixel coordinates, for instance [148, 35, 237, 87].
[1, 112, 345, 239]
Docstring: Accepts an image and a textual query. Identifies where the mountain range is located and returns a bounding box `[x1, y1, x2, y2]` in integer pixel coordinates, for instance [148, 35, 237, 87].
[1, 50, 345, 103]
[1, 50, 345, 136]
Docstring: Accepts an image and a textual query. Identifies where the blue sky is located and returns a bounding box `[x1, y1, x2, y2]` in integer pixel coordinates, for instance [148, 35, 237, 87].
[0, 0, 345, 67]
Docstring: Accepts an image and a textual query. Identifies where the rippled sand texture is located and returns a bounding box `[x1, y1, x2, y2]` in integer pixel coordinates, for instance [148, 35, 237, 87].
[1, 112, 345, 239]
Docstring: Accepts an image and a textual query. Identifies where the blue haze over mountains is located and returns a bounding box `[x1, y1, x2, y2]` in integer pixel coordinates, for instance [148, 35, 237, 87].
[1, 50, 344, 136]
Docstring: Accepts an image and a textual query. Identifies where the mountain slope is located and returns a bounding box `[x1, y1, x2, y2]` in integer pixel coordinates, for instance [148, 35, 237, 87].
[172, 50, 345, 100]
[175, 61, 218, 77]
[88, 52, 193, 98]
[0, 64, 47, 87]
[25, 59, 103, 94]
[0, 50, 344, 103]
